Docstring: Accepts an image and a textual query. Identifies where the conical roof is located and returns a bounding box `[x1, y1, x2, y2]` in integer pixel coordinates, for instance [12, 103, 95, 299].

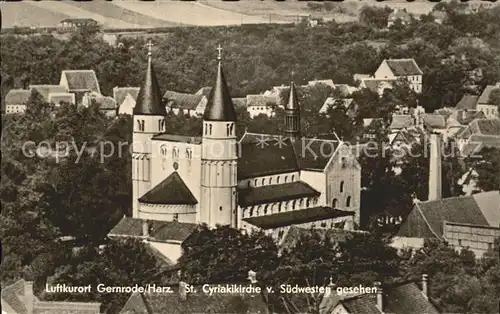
[134, 56, 166, 116]
[203, 61, 236, 121]
[286, 81, 299, 111]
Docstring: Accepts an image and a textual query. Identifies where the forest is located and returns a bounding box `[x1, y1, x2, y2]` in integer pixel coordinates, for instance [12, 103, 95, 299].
[1, 2, 500, 313]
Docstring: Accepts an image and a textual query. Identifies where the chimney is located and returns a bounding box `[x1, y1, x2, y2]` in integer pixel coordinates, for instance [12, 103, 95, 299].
[24, 281, 34, 314]
[179, 281, 187, 301]
[142, 220, 149, 238]
[374, 282, 383, 312]
[422, 274, 428, 299]
[428, 133, 442, 201]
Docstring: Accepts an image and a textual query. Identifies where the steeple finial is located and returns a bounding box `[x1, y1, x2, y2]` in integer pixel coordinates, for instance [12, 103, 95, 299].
[146, 40, 153, 60]
[217, 44, 223, 62]
[291, 70, 295, 82]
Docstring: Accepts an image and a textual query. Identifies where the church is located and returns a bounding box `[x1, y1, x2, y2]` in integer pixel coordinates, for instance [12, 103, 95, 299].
[109, 45, 362, 263]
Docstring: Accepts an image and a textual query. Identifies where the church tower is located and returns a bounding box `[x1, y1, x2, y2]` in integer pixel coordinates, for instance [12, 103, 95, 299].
[200, 46, 238, 228]
[284, 80, 301, 141]
[132, 41, 166, 217]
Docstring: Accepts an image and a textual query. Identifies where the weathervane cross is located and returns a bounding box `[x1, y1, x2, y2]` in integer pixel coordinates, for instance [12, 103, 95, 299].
[217, 44, 223, 61]
[291, 70, 295, 81]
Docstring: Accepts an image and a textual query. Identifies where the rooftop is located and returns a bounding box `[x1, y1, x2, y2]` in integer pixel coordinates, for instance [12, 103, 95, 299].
[109, 216, 197, 242]
[238, 181, 320, 207]
[61, 70, 100, 93]
[385, 59, 423, 76]
[164, 91, 204, 110]
[5, 89, 31, 105]
[455, 94, 479, 110]
[138, 171, 198, 205]
[113, 86, 140, 105]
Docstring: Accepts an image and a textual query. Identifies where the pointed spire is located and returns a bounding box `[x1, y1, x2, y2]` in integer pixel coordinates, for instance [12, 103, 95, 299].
[203, 45, 236, 122]
[286, 80, 299, 111]
[134, 40, 166, 116]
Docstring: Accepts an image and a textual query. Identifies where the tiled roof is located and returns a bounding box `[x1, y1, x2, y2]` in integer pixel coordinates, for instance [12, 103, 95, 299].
[326, 281, 438, 314]
[29, 85, 68, 102]
[1, 279, 28, 314]
[61, 70, 100, 93]
[119, 286, 268, 314]
[246, 94, 278, 107]
[461, 135, 500, 157]
[5, 89, 31, 105]
[164, 91, 204, 110]
[86, 92, 117, 110]
[49, 93, 75, 105]
[152, 134, 202, 144]
[109, 216, 196, 242]
[232, 97, 247, 108]
[422, 114, 446, 129]
[243, 207, 353, 229]
[398, 195, 490, 238]
[238, 181, 320, 207]
[138, 172, 197, 205]
[474, 119, 500, 136]
[385, 59, 423, 76]
[113, 87, 140, 105]
[472, 191, 500, 227]
[450, 109, 485, 125]
[477, 85, 499, 104]
[455, 94, 479, 110]
[390, 115, 414, 130]
[238, 133, 341, 179]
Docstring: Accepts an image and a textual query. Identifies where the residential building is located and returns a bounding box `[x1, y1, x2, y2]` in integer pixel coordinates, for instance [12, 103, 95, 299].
[163, 91, 208, 117]
[476, 83, 500, 119]
[320, 275, 439, 314]
[1, 279, 101, 314]
[421, 114, 447, 135]
[246, 94, 279, 118]
[48, 93, 76, 106]
[389, 115, 415, 132]
[319, 98, 358, 119]
[387, 9, 412, 27]
[456, 118, 500, 157]
[59, 70, 101, 104]
[82, 92, 117, 118]
[4, 89, 31, 114]
[113, 86, 140, 115]
[28, 84, 69, 103]
[373, 59, 423, 93]
[109, 48, 361, 263]
[359, 78, 394, 96]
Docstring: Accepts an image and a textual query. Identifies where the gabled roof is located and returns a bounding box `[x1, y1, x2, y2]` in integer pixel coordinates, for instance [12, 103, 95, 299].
[238, 133, 341, 179]
[163, 91, 204, 110]
[195, 86, 212, 96]
[422, 114, 446, 129]
[119, 286, 268, 314]
[134, 56, 166, 116]
[385, 59, 423, 76]
[85, 92, 117, 110]
[477, 85, 500, 105]
[203, 60, 236, 121]
[109, 216, 197, 242]
[461, 135, 500, 157]
[238, 181, 320, 207]
[455, 94, 479, 110]
[390, 115, 414, 130]
[397, 193, 497, 238]
[113, 86, 140, 106]
[139, 172, 197, 205]
[473, 191, 500, 227]
[246, 94, 278, 107]
[5, 89, 31, 105]
[60, 70, 100, 93]
[243, 207, 353, 230]
[450, 109, 486, 125]
[29, 85, 68, 102]
[232, 97, 247, 109]
[460, 119, 500, 138]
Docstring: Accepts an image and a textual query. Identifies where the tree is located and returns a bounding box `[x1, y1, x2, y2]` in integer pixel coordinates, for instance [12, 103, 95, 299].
[359, 5, 393, 29]
[466, 147, 500, 191]
[178, 225, 280, 284]
[488, 87, 500, 118]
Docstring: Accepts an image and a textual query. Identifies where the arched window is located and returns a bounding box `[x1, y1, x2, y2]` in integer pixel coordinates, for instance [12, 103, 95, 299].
[247, 181, 251, 188]
[346, 196, 351, 207]
[250, 207, 254, 217]
[141, 120, 145, 131]
[306, 199, 310, 207]
[226, 123, 230, 136]
[264, 205, 268, 215]
[277, 176, 280, 184]
[340, 181, 344, 193]
[160, 145, 167, 156]
[219, 206, 223, 211]
[205, 123, 207, 135]
[284, 176, 288, 183]
[229, 123, 234, 135]
[269, 177, 272, 184]
[186, 148, 192, 160]
[173, 147, 179, 160]
[332, 198, 338, 208]
[291, 175, 295, 181]
[300, 199, 304, 208]
[209, 124, 213, 135]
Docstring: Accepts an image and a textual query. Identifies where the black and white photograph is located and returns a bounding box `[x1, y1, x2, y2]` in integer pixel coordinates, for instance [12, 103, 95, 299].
[1, 0, 499, 313]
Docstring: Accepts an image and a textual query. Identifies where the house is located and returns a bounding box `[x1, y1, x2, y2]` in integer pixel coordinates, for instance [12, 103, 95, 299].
[319, 98, 358, 119]
[57, 18, 99, 32]
[59, 70, 101, 104]
[163, 91, 208, 117]
[246, 94, 279, 118]
[389, 115, 415, 132]
[28, 84, 69, 103]
[359, 78, 394, 96]
[1, 279, 101, 314]
[232, 97, 247, 110]
[113, 86, 140, 115]
[387, 9, 412, 27]
[373, 59, 423, 93]
[49, 93, 76, 106]
[82, 92, 117, 117]
[353, 74, 371, 83]
[320, 276, 439, 314]
[4, 89, 31, 114]
[476, 83, 500, 119]
[421, 114, 447, 134]
[262, 85, 290, 106]
[456, 119, 500, 156]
